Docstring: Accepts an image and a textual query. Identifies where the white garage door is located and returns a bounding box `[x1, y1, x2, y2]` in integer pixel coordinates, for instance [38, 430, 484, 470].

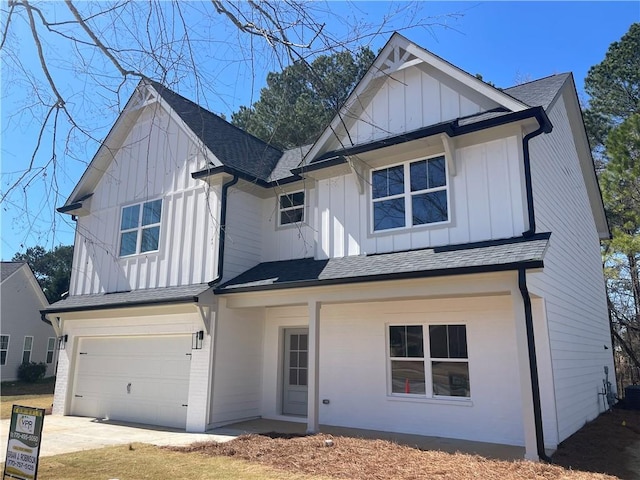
[71, 335, 192, 429]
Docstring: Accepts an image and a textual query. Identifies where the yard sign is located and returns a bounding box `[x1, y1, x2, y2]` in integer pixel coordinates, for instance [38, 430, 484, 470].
[3, 405, 45, 480]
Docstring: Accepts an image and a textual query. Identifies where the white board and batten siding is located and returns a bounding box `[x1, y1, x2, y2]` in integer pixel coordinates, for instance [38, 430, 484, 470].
[70, 105, 221, 295]
[330, 67, 500, 150]
[259, 187, 317, 263]
[526, 93, 614, 443]
[313, 135, 527, 259]
[209, 300, 264, 426]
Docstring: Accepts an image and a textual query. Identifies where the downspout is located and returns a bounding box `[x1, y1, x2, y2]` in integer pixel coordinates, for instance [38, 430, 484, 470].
[518, 267, 552, 462]
[208, 174, 239, 287]
[522, 113, 552, 237]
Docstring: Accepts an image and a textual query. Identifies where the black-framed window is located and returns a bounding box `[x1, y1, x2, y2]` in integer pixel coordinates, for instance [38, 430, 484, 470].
[372, 155, 448, 232]
[279, 191, 305, 226]
[119, 199, 162, 256]
[388, 324, 469, 398]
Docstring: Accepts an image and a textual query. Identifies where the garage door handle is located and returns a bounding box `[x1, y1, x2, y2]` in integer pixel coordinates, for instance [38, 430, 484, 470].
[75, 395, 83, 398]
[127, 383, 132, 394]
[182, 404, 188, 407]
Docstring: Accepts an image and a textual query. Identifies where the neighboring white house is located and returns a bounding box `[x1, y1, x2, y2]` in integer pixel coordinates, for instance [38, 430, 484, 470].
[42, 33, 614, 461]
[1, 262, 57, 381]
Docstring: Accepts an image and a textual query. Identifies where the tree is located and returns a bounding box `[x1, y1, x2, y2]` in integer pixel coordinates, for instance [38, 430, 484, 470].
[232, 47, 375, 148]
[1, 1, 452, 253]
[584, 23, 640, 390]
[584, 22, 640, 156]
[12, 245, 73, 303]
[601, 114, 640, 385]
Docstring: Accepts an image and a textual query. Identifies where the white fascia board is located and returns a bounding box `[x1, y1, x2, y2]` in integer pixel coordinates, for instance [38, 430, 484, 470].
[556, 79, 609, 239]
[61, 82, 221, 210]
[61, 82, 147, 208]
[402, 42, 528, 113]
[20, 264, 50, 308]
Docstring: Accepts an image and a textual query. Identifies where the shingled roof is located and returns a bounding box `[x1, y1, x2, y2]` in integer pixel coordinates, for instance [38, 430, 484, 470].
[1, 262, 24, 282]
[504, 73, 570, 109]
[149, 81, 283, 182]
[216, 233, 550, 294]
[149, 67, 570, 184]
[43, 283, 212, 314]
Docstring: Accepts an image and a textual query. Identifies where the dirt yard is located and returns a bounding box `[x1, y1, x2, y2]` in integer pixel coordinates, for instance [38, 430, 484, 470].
[171, 406, 640, 480]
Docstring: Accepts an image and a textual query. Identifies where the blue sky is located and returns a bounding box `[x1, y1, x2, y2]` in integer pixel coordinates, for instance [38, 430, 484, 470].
[1, 1, 638, 260]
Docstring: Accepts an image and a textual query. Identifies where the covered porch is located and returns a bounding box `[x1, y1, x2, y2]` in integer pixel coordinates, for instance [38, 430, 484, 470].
[208, 235, 555, 461]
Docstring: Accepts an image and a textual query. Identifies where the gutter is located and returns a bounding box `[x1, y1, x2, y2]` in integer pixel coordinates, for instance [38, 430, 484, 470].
[518, 267, 552, 462]
[208, 174, 239, 287]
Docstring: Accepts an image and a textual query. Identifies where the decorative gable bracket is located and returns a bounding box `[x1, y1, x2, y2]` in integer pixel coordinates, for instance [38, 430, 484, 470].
[129, 84, 160, 111]
[346, 155, 368, 195]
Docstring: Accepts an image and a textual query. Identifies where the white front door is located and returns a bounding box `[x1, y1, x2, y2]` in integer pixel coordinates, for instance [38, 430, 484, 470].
[282, 328, 308, 416]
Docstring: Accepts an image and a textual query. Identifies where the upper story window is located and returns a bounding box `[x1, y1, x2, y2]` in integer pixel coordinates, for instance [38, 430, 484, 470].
[372, 155, 448, 232]
[119, 199, 162, 257]
[279, 191, 305, 226]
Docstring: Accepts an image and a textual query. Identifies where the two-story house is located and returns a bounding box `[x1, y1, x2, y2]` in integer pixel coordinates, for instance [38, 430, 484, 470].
[42, 33, 614, 461]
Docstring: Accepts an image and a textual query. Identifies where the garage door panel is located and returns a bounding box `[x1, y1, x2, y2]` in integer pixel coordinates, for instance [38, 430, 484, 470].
[71, 335, 192, 429]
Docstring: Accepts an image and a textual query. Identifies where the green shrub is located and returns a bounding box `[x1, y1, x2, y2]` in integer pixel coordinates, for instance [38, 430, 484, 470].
[17, 362, 47, 383]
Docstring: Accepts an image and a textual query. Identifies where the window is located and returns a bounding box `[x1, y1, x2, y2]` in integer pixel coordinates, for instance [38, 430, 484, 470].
[22, 336, 33, 364]
[46, 337, 56, 363]
[119, 199, 162, 256]
[372, 155, 448, 231]
[0, 335, 9, 365]
[388, 324, 469, 398]
[279, 191, 305, 226]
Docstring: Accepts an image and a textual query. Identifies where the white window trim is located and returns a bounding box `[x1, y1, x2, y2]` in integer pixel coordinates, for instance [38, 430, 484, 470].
[0, 335, 9, 366]
[118, 198, 163, 257]
[386, 323, 470, 401]
[370, 154, 450, 234]
[22, 335, 33, 364]
[277, 190, 306, 228]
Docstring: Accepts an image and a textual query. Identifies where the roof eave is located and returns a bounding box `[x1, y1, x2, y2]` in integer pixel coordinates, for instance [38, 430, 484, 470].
[41, 295, 200, 316]
[214, 259, 544, 295]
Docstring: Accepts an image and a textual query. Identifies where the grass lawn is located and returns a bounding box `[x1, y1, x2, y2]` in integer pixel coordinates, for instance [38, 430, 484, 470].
[0, 377, 55, 419]
[35, 443, 328, 480]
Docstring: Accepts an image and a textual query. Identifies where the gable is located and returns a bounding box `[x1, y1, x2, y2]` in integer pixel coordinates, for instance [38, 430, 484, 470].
[306, 33, 529, 162]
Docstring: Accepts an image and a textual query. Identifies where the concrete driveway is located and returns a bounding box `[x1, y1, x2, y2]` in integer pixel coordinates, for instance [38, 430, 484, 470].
[0, 415, 235, 462]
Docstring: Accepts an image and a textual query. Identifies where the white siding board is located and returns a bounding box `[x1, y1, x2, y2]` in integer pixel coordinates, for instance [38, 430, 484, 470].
[210, 303, 263, 425]
[404, 68, 423, 131]
[526, 94, 614, 443]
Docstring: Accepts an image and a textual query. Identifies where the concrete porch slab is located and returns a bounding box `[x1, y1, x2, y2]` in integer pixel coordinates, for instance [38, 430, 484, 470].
[211, 418, 527, 461]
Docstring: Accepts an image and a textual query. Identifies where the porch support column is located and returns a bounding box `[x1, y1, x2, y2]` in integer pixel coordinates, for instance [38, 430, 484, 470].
[512, 284, 539, 461]
[307, 299, 321, 434]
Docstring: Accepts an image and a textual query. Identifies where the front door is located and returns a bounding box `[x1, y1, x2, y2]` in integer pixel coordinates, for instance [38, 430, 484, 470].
[282, 328, 308, 416]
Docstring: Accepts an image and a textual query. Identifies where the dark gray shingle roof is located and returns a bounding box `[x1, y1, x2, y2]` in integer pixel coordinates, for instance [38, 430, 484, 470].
[44, 283, 211, 313]
[504, 73, 570, 109]
[150, 81, 283, 182]
[217, 234, 550, 293]
[1, 262, 24, 282]
[268, 144, 312, 182]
